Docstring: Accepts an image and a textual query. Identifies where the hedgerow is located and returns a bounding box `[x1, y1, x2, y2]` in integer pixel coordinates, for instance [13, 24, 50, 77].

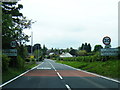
[58, 52, 118, 62]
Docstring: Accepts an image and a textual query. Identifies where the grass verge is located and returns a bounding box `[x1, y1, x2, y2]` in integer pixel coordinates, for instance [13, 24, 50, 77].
[2, 63, 37, 83]
[56, 60, 120, 79]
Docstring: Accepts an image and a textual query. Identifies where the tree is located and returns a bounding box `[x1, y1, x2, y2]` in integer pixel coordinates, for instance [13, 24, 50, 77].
[33, 44, 41, 52]
[26, 45, 32, 53]
[2, 2, 34, 48]
[42, 45, 47, 56]
[87, 43, 91, 52]
[80, 43, 84, 50]
[79, 43, 91, 53]
[69, 49, 77, 56]
[94, 45, 103, 52]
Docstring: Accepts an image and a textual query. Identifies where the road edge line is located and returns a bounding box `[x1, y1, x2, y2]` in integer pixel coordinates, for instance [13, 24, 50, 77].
[0, 62, 44, 88]
[63, 64, 120, 83]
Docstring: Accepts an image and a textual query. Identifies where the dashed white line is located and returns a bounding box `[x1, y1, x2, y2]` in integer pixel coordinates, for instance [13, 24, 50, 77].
[65, 84, 71, 90]
[48, 61, 63, 80]
[48, 62, 57, 71]
[57, 72, 63, 79]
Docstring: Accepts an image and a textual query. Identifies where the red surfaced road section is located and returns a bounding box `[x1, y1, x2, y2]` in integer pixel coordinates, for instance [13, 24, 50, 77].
[58, 70, 96, 77]
[23, 70, 58, 76]
[23, 70, 97, 77]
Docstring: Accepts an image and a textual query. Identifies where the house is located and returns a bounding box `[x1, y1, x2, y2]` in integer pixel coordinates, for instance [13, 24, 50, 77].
[60, 53, 73, 57]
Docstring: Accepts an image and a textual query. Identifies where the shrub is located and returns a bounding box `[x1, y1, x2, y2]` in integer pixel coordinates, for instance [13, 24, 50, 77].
[77, 50, 87, 56]
[2, 55, 10, 71]
[25, 58, 30, 62]
[16, 56, 25, 68]
[31, 58, 36, 64]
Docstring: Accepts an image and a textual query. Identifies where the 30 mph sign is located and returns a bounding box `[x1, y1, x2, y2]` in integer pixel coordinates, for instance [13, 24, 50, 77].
[10, 40, 17, 48]
[102, 36, 111, 45]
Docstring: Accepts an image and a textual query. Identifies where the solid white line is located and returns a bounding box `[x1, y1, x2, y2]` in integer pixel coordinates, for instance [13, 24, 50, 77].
[57, 72, 63, 79]
[65, 84, 71, 90]
[62, 64, 120, 83]
[0, 70, 30, 87]
[0, 62, 44, 88]
[77, 69, 120, 83]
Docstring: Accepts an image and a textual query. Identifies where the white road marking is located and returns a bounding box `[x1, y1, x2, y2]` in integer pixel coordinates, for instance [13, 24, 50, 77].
[0, 62, 44, 88]
[65, 84, 71, 90]
[48, 61, 64, 80]
[48, 62, 57, 71]
[57, 72, 63, 79]
[77, 69, 120, 83]
[37, 67, 51, 69]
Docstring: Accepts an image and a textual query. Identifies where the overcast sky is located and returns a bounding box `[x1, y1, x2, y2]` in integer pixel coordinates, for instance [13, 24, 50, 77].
[18, 0, 119, 49]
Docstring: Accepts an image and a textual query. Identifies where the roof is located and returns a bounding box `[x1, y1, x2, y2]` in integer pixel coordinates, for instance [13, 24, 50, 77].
[60, 53, 73, 57]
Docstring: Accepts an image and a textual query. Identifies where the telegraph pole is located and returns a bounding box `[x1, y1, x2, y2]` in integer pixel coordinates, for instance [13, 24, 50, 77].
[31, 31, 33, 55]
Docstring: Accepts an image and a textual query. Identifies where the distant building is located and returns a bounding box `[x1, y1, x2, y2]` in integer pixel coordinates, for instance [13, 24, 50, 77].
[49, 52, 54, 55]
[60, 53, 73, 57]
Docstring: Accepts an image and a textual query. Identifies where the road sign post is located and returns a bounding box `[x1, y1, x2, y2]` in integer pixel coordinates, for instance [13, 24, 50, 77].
[101, 36, 119, 56]
[3, 40, 17, 57]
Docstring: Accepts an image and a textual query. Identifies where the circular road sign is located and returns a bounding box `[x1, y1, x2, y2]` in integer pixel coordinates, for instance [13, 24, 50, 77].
[102, 36, 111, 45]
[10, 40, 17, 48]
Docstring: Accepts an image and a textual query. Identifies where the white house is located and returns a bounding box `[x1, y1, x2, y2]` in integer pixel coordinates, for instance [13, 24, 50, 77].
[60, 53, 73, 57]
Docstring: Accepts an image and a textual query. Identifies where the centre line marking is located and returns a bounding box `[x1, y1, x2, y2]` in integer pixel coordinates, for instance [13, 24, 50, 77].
[48, 61, 64, 80]
[57, 72, 63, 79]
[65, 84, 71, 90]
[48, 62, 57, 71]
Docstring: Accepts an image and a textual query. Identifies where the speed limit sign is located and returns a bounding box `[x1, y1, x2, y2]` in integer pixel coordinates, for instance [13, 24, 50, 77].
[10, 40, 17, 48]
[102, 36, 111, 45]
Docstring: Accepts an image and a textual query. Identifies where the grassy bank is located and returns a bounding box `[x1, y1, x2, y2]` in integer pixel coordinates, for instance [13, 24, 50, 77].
[57, 60, 120, 79]
[2, 63, 37, 83]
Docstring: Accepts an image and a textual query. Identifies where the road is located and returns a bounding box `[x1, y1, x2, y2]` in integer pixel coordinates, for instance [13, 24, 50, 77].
[2, 59, 120, 90]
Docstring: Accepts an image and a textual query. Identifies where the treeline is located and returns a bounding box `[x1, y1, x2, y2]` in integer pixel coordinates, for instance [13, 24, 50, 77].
[26, 44, 48, 61]
[47, 43, 103, 57]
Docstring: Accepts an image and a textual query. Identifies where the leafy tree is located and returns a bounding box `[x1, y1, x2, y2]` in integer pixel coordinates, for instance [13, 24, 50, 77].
[80, 43, 84, 50]
[17, 45, 28, 59]
[26, 45, 32, 53]
[33, 44, 41, 52]
[42, 45, 47, 56]
[94, 45, 103, 52]
[79, 43, 91, 53]
[69, 49, 77, 56]
[87, 43, 91, 52]
[2, 2, 34, 48]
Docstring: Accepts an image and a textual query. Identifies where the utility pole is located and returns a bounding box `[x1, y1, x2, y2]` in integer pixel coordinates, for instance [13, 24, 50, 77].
[31, 31, 33, 55]
[38, 45, 39, 61]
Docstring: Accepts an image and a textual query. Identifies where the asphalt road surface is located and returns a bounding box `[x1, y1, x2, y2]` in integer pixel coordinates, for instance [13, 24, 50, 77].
[2, 59, 120, 90]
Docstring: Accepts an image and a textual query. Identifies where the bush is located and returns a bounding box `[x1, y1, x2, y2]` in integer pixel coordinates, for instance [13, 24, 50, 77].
[16, 56, 25, 68]
[31, 58, 36, 64]
[2, 55, 10, 71]
[25, 58, 30, 62]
